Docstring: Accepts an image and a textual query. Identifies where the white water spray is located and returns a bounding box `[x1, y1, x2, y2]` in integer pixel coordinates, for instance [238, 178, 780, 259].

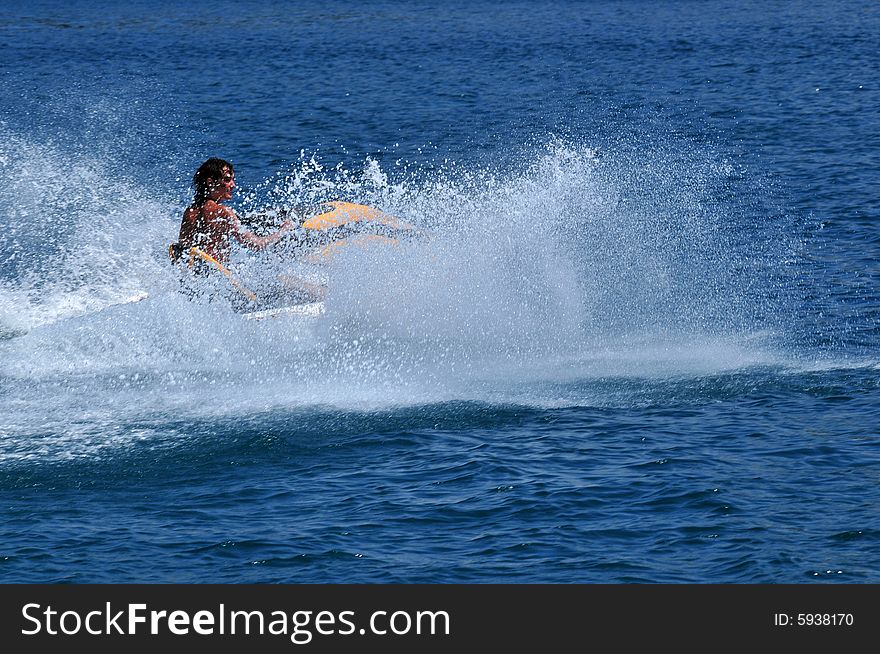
[0, 131, 798, 427]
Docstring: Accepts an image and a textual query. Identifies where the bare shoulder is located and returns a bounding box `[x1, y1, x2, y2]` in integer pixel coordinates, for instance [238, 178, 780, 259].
[182, 205, 200, 222]
[203, 200, 238, 222]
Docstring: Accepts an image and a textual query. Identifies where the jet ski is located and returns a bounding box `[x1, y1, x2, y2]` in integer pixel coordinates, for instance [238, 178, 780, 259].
[168, 201, 414, 321]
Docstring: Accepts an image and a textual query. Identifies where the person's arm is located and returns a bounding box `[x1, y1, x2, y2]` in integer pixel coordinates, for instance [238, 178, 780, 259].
[231, 208, 295, 250]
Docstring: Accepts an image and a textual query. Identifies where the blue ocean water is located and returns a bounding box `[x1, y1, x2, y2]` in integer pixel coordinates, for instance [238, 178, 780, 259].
[1, 0, 878, 583]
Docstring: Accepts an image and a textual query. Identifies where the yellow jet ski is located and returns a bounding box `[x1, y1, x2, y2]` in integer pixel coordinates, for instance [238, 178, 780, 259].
[168, 201, 413, 319]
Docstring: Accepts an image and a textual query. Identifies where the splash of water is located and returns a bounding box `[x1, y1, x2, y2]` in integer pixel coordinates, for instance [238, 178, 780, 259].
[308, 137, 796, 384]
[1, 130, 802, 424]
[0, 126, 177, 333]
